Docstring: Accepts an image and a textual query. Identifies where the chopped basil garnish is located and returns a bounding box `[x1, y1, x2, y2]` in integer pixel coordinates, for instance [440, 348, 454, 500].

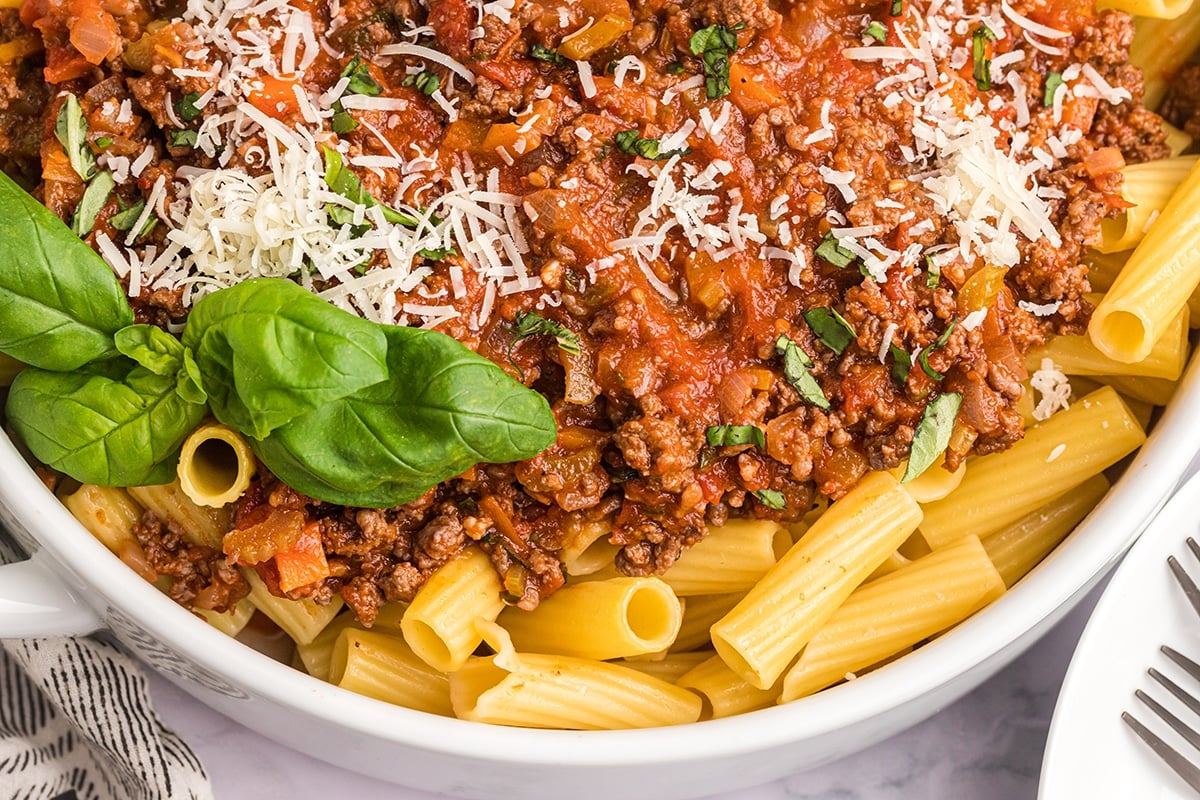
[890, 343, 912, 384]
[755, 488, 786, 509]
[109, 199, 157, 238]
[404, 70, 440, 95]
[924, 254, 941, 288]
[95, 136, 113, 148]
[815, 232, 856, 268]
[864, 21, 888, 42]
[614, 130, 691, 160]
[1043, 71, 1064, 107]
[531, 43, 565, 64]
[341, 56, 383, 96]
[689, 22, 744, 100]
[71, 170, 114, 236]
[802, 307, 857, 355]
[509, 311, 581, 356]
[176, 91, 203, 122]
[168, 129, 198, 148]
[705, 424, 765, 448]
[332, 108, 358, 134]
[891, 0, 903, 15]
[917, 320, 957, 380]
[972, 25, 996, 92]
[775, 334, 830, 410]
[902, 392, 962, 482]
[418, 246, 456, 261]
[322, 146, 422, 232]
[665, 61, 685, 74]
[54, 94, 97, 182]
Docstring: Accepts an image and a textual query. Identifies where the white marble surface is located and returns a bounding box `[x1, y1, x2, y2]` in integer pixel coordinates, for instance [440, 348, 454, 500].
[145, 585, 1103, 800]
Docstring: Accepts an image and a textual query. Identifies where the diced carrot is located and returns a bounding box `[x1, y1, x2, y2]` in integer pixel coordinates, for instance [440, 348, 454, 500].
[728, 61, 786, 116]
[274, 522, 330, 593]
[247, 75, 301, 120]
[223, 508, 305, 565]
[43, 49, 92, 83]
[481, 122, 541, 158]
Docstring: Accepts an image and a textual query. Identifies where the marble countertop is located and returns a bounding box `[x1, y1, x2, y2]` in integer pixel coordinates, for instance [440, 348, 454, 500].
[146, 584, 1104, 800]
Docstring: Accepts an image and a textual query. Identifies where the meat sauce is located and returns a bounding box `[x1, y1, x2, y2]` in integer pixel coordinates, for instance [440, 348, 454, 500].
[0, 0, 1168, 622]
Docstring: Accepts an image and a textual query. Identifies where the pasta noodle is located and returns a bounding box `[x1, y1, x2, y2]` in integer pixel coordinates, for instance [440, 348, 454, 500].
[1089, 158, 1200, 364]
[710, 471, 923, 690]
[659, 519, 791, 596]
[497, 576, 681, 660]
[128, 481, 230, 550]
[918, 387, 1144, 549]
[1130, 1, 1200, 108]
[1097, 157, 1199, 254]
[329, 629, 453, 716]
[1096, 0, 1194, 17]
[176, 422, 256, 508]
[780, 535, 1005, 701]
[401, 547, 505, 672]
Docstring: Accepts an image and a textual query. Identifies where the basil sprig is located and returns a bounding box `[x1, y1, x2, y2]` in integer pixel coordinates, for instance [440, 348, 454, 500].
[902, 392, 962, 482]
[0, 173, 556, 506]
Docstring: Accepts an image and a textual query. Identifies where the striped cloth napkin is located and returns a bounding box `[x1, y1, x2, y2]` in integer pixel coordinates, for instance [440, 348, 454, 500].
[0, 532, 213, 800]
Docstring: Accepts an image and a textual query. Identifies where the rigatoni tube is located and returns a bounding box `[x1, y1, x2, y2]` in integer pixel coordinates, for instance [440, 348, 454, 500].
[710, 471, 923, 690]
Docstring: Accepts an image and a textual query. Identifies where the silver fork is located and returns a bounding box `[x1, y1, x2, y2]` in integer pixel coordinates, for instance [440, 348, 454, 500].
[1122, 536, 1200, 792]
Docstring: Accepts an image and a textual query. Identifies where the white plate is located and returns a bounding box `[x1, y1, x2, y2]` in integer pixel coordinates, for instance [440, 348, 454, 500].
[1041, 466, 1200, 799]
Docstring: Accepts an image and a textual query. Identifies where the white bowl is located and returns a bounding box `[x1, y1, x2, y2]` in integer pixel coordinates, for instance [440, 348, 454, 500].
[3, 359, 1200, 800]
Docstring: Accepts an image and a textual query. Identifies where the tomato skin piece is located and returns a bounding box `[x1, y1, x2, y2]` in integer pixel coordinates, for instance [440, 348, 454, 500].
[426, 0, 473, 60]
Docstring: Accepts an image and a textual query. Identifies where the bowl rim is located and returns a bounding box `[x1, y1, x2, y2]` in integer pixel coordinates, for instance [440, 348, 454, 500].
[3, 358, 1200, 767]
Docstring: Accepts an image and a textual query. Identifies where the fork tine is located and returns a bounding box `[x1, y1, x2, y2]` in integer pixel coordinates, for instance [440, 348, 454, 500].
[1137, 687, 1200, 753]
[1187, 537, 1200, 563]
[1168, 555, 1200, 619]
[1123, 711, 1200, 792]
[1150, 667, 1200, 722]
[1164, 647, 1200, 684]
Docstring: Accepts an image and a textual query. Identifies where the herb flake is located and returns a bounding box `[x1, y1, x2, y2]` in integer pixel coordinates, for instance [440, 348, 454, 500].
[705, 424, 765, 448]
[689, 22, 744, 100]
[864, 21, 888, 42]
[902, 392, 963, 482]
[816, 232, 856, 268]
[614, 129, 691, 161]
[972, 25, 995, 92]
[917, 320, 957, 380]
[1043, 71, 1064, 107]
[755, 489, 786, 509]
[924, 254, 941, 288]
[71, 170, 114, 236]
[802, 307, 857, 355]
[509, 311, 581, 356]
[531, 43, 565, 64]
[775, 334, 830, 410]
[176, 91, 203, 122]
[54, 95, 97, 182]
[341, 56, 383, 96]
[890, 344, 912, 385]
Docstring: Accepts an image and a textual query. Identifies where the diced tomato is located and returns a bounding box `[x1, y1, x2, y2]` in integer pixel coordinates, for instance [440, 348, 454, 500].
[273, 522, 330, 593]
[426, 0, 473, 60]
[472, 59, 538, 91]
[43, 48, 91, 82]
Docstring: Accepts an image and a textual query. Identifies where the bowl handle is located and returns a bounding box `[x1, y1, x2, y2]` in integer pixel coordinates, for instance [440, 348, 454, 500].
[0, 550, 103, 637]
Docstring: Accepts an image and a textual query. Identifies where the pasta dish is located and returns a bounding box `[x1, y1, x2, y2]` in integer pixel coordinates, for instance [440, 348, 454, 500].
[0, 0, 1196, 727]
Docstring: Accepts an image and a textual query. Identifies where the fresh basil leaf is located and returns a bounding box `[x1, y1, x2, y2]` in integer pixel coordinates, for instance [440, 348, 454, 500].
[419, 246, 456, 261]
[403, 70, 440, 95]
[755, 488, 786, 509]
[176, 91, 203, 122]
[0, 170, 133, 370]
[322, 146, 422, 231]
[251, 324, 556, 507]
[176, 348, 207, 405]
[1043, 71, 1064, 107]
[332, 108, 358, 134]
[109, 199, 157, 238]
[6, 361, 206, 486]
[816, 232, 856, 268]
[803, 307, 857, 355]
[72, 170, 115, 236]
[775, 334, 830, 410]
[169, 129, 198, 148]
[182, 277, 389, 439]
[689, 23, 743, 100]
[614, 130, 690, 161]
[115, 324, 185, 376]
[509, 311, 581, 355]
[917, 320, 957, 381]
[531, 43, 565, 64]
[890, 343, 911, 384]
[54, 94, 97, 181]
[972, 25, 995, 92]
[341, 56, 383, 96]
[924, 254, 941, 288]
[902, 392, 962, 482]
[705, 424, 765, 448]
